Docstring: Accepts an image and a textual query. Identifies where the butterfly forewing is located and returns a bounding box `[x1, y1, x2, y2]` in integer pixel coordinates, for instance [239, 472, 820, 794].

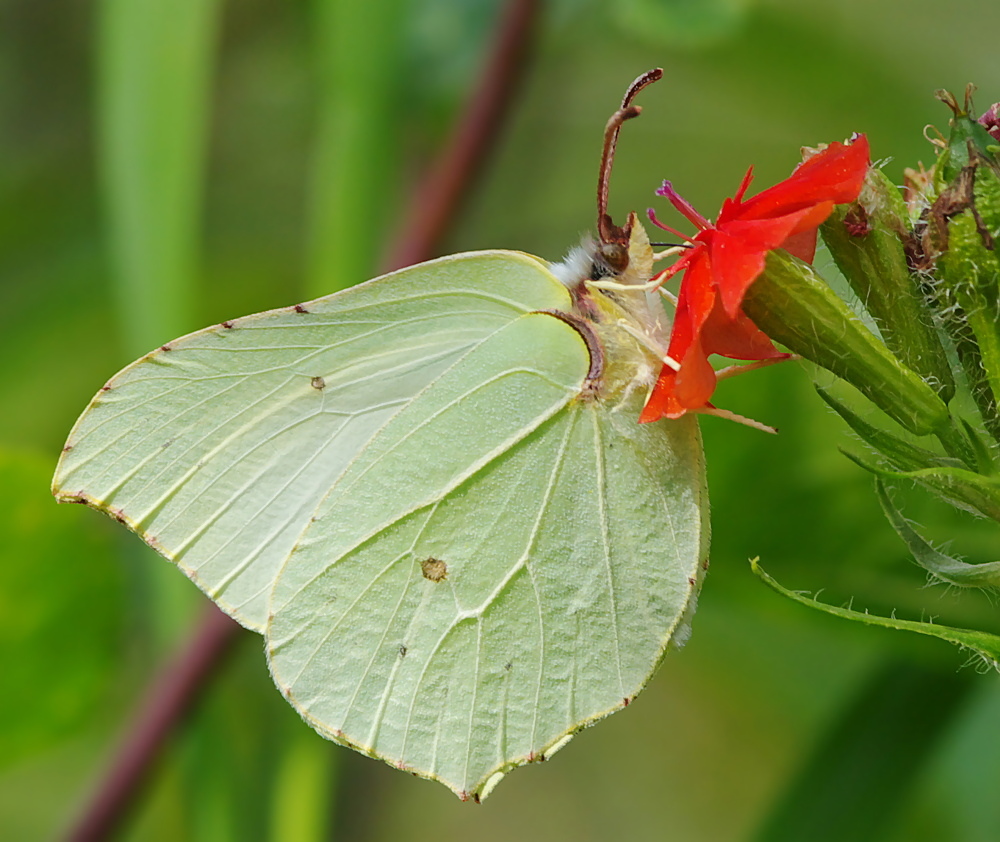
[53, 252, 576, 631]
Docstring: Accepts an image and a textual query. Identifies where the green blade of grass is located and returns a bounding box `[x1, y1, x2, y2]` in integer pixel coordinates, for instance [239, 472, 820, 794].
[305, 0, 406, 297]
[97, 0, 221, 356]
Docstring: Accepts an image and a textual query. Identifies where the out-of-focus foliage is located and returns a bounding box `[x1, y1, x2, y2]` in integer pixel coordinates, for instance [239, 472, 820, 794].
[0, 450, 122, 769]
[2, 0, 1000, 839]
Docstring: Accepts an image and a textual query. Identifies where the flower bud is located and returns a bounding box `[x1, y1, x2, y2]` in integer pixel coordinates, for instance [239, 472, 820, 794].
[980, 102, 1000, 145]
[935, 88, 999, 186]
[925, 98, 1000, 439]
[742, 249, 950, 436]
[821, 167, 955, 401]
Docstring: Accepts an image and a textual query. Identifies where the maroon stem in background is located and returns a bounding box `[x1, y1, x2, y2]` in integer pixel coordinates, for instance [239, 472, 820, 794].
[64, 1, 541, 839]
[383, 0, 541, 272]
[66, 606, 241, 842]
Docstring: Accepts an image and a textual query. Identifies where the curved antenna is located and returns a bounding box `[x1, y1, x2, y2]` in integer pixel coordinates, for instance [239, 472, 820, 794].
[597, 68, 663, 246]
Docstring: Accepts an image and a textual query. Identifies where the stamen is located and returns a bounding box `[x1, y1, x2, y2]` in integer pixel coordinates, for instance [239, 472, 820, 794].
[652, 245, 688, 262]
[699, 406, 778, 434]
[587, 277, 666, 293]
[646, 208, 692, 241]
[658, 287, 678, 306]
[714, 355, 795, 381]
[655, 180, 712, 230]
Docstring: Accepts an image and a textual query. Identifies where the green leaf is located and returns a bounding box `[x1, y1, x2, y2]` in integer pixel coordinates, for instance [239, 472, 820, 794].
[816, 388, 955, 473]
[751, 560, 1000, 669]
[875, 480, 1000, 588]
[840, 454, 1000, 522]
[54, 248, 709, 801]
[0, 449, 123, 769]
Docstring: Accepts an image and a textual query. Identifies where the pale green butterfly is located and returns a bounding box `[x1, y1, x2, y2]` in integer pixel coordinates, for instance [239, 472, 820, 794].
[52, 70, 709, 801]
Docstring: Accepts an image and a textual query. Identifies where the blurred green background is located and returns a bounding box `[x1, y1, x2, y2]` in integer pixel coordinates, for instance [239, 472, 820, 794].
[2, 0, 1000, 839]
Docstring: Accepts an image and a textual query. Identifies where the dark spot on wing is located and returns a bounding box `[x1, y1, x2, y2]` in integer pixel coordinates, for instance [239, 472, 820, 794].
[420, 557, 448, 582]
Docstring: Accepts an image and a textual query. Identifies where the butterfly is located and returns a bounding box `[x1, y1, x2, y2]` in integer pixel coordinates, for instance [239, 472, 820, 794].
[52, 69, 708, 801]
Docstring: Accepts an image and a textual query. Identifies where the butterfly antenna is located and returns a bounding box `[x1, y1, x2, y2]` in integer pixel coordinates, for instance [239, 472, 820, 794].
[596, 68, 663, 248]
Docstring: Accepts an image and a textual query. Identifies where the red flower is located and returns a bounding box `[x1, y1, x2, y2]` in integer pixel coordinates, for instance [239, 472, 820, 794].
[639, 135, 871, 423]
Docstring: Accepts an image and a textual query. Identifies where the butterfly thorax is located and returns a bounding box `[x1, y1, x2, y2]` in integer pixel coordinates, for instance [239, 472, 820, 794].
[549, 215, 669, 407]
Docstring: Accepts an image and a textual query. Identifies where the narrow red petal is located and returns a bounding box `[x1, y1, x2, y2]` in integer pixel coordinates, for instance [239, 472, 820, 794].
[664, 248, 713, 361]
[640, 250, 716, 422]
[673, 338, 717, 409]
[721, 136, 869, 223]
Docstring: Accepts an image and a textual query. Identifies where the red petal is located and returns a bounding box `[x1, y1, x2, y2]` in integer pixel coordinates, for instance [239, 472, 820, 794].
[663, 248, 714, 363]
[711, 208, 814, 316]
[640, 250, 716, 422]
[639, 367, 685, 422]
[779, 228, 819, 263]
[673, 337, 717, 409]
[700, 299, 784, 361]
[721, 136, 869, 223]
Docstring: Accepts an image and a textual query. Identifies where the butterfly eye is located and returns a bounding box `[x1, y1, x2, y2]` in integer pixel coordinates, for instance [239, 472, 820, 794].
[596, 241, 629, 277]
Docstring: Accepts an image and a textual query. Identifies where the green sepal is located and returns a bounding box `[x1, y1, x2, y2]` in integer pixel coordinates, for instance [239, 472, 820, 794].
[961, 416, 996, 475]
[744, 250, 950, 436]
[751, 560, 1000, 669]
[935, 88, 1000, 186]
[876, 480, 1000, 588]
[821, 169, 954, 401]
[841, 451, 1000, 521]
[933, 413, 984, 470]
[816, 387, 959, 472]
